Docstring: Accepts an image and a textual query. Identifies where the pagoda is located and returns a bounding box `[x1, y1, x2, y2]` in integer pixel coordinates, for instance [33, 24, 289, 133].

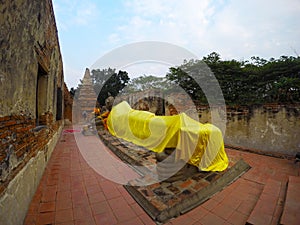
[76, 68, 97, 121]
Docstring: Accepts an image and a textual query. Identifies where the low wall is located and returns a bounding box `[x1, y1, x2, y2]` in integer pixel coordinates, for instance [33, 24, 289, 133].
[0, 124, 63, 225]
[224, 105, 300, 156]
[198, 104, 300, 156]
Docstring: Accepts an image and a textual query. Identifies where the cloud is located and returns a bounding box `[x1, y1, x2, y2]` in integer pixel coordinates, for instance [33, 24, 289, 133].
[63, 63, 86, 88]
[121, 0, 213, 46]
[53, 0, 99, 29]
[74, 3, 98, 25]
[116, 0, 300, 60]
[205, 0, 300, 59]
[53, 0, 300, 88]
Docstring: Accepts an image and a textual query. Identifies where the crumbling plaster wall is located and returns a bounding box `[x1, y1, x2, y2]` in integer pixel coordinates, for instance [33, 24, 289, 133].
[0, 1, 64, 224]
[224, 105, 300, 156]
[0, 0, 63, 117]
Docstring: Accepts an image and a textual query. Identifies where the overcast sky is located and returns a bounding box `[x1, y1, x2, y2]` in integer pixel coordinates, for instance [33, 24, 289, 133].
[52, 0, 300, 88]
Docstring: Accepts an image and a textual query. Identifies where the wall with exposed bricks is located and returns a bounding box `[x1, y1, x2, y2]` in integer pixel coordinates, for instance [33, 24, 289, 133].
[0, 0, 64, 224]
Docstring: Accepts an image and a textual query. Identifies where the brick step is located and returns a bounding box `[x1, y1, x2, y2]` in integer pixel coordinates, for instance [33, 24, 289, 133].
[246, 178, 287, 225]
[280, 176, 300, 225]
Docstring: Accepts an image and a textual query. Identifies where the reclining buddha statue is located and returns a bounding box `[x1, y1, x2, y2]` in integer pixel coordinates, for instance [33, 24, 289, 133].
[107, 101, 228, 173]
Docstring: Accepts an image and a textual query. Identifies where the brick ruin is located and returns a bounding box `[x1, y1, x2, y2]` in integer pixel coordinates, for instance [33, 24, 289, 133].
[0, 1, 67, 224]
[64, 82, 73, 123]
[72, 68, 98, 123]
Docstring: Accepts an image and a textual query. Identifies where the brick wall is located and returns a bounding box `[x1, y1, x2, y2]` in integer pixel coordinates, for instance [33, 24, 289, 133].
[0, 0, 64, 224]
[64, 82, 73, 122]
[0, 113, 60, 195]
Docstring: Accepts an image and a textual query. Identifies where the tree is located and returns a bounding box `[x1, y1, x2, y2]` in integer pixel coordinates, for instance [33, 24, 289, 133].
[123, 75, 172, 93]
[202, 52, 221, 65]
[91, 68, 130, 105]
[166, 60, 212, 104]
[166, 53, 300, 105]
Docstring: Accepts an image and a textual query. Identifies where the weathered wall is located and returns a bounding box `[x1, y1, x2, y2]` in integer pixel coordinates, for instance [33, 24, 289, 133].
[0, 125, 62, 225]
[64, 82, 73, 123]
[224, 105, 300, 156]
[0, 0, 64, 224]
[0, 0, 63, 117]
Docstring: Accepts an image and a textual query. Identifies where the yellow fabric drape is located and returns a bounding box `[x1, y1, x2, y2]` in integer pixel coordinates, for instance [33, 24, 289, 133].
[107, 101, 228, 171]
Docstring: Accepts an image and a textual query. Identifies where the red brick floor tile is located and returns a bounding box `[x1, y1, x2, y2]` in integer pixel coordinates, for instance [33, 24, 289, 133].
[170, 213, 197, 225]
[41, 187, 57, 203]
[46, 178, 58, 186]
[57, 190, 72, 201]
[248, 213, 273, 225]
[130, 202, 145, 216]
[221, 221, 232, 225]
[222, 195, 243, 210]
[88, 191, 106, 204]
[236, 199, 257, 216]
[71, 189, 86, 196]
[227, 211, 248, 225]
[71, 183, 86, 193]
[74, 218, 96, 225]
[94, 211, 117, 225]
[187, 206, 209, 221]
[101, 184, 122, 200]
[55, 208, 74, 223]
[32, 191, 43, 203]
[139, 213, 156, 225]
[72, 191, 89, 205]
[39, 202, 56, 213]
[213, 203, 235, 220]
[118, 187, 136, 205]
[56, 199, 73, 210]
[25, 131, 300, 225]
[117, 217, 144, 225]
[84, 177, 99, 186]
[36, 212, 55, 225]
[73, 205, 93, 221]
[200, 211, 227, 225]
[58, 182, 71, 191]
[108, 196, 128, 210]
[91, 201, 111, 215]
[201, 198, 219, 211]
[112, 206, 137, 223]
[56, 221, 75, 225]
[86, 184, 102, 195]
[280, 176, 300, 225]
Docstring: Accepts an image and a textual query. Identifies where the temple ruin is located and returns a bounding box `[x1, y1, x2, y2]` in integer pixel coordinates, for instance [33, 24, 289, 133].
[72, 68, 97, 123]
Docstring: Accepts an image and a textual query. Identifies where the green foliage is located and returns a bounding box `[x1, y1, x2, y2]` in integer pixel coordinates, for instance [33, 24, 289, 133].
[123, 75, 172, 93]
[91, 68, 130, 105]
[166, 53, 300, 105]
[166, 66, 205, 102]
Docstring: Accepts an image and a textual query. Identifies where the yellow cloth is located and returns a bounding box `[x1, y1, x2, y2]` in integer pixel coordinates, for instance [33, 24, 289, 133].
[107, 101, 228, 171]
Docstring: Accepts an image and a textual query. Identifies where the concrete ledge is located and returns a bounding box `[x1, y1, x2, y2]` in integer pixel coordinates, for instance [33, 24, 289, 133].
[0, 125, 63, 225]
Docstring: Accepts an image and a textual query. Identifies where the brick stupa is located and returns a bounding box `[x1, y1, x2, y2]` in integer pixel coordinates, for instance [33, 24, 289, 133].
[77, 68, 97, 116]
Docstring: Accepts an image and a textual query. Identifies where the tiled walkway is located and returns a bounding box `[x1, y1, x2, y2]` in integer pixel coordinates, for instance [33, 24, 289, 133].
[24, 127, 299, 225]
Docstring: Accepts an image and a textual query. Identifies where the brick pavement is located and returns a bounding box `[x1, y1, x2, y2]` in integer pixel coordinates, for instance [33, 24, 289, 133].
[24, 127, 299, 225]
